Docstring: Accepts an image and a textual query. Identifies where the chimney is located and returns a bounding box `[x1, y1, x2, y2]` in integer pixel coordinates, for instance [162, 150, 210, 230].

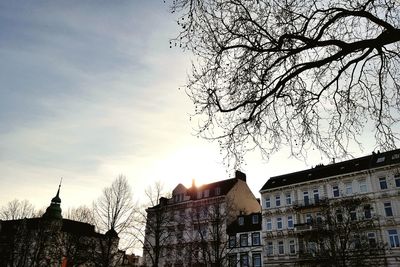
[192, 178, 196, 188]
[159, 197, 168, 206]
[235, 170, 246, 182]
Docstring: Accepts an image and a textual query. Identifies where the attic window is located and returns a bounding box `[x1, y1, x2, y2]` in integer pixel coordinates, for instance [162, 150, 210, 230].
[282, 178, 287, 182]
[340, 166, 345, 170]
[252, 214, 259, 224]
[215, 187, 221, 195]
[271, 181, 276, 184]
[308, 173, 312, 177]
[203, 189, 210, 198]
[355, 163, 359, 166]
[376, 157, 385, 163]
[238, 216, 244, 226]
[392, 154, 400, 160]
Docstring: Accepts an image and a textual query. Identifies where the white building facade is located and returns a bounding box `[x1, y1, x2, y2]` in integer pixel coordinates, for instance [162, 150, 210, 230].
[260, 149, 400, 266]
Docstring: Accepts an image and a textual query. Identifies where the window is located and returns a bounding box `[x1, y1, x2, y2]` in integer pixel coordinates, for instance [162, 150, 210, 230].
[368, 232, 377, 247]
[197, 191, 202, 199]
[396, 175, 400, 188]
[353, 234, 361, 249]
[266, 218, 272, 231]
[359, 179, 367, 193]
[229, 235, 236, 248]
[238, 216, 244, 225]
[240, 234, 248, 247]
[289, 240, 296, 254]
[276, 195, 281, 207]
[229, 254, 237, 267]
[252, 253, 261, 267]
[277, 217, 283, 229]
[303, 191, 309, 205]
[287, 215, 294, 229]
[377, 156, 385, 163]
[350, 208, 357, 221]
[199, 224, 208, 238]
[388, 230, 400, 248]
[240, 254, 249, 267]
[286, 193, 292, 205]
[336, 209, 343, 222]
[306, 214, 312, 224]
[345, 182, 353, 195]
[332, 185, 339, 197]
[316, 213, 323, 224]
[278, 241, 284, 255]
[308, 242, 317, 255]
[252, 214, 259, 224]
[267, 242, 273, 256]
[265, 197, 271, 208]
[203, 189, 209, 197]
[215, 187, 221, 195]
[384, 202, 393, 217]
[379, 177, 388, 190]
[252, 232, 261, 246]
[313, 189, 319, 203]
[364, 205, 372, 219]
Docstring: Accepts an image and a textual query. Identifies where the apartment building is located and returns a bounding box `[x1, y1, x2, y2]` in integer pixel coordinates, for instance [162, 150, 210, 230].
[143, 171, 261, 267]
[227, 212, 263, 267]
[260, 149, 400, 266]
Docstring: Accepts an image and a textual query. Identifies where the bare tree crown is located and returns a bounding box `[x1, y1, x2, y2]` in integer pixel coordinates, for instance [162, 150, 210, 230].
[170, 0, 400, 166]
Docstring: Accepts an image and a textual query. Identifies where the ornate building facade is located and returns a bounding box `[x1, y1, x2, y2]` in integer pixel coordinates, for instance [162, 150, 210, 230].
[260, 149, 400, 266]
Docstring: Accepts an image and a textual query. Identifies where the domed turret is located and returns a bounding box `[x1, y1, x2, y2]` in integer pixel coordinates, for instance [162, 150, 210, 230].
[43, 181, 62, 220]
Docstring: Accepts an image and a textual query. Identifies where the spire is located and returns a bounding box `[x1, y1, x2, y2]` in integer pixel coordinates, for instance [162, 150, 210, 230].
[43, 179, 63, 220]
[51, 178, 62, 204]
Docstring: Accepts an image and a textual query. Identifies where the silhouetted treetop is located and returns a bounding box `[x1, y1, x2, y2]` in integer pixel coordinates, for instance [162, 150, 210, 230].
[170, 0, 400, 166]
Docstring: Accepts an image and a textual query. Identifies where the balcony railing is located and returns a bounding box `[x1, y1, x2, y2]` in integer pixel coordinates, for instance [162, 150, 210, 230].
[294, 221, 326, 233]
[294, 223, 311, 231]
[293, 197, 327, 209]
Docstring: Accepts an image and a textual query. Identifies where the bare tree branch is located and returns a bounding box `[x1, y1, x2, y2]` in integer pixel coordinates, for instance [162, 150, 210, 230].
[169, 0, 400, 167]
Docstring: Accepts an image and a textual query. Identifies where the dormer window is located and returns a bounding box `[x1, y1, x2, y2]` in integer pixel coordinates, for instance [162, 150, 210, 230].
[174, 193, 184, 202]
[252, 214, 259, 224]
[197, 191, 202, 199]
[377, 156, 385, 163]
[215, 187, 221, 195]
[203, 189, 210, 198]
[238, 216, 244, 226]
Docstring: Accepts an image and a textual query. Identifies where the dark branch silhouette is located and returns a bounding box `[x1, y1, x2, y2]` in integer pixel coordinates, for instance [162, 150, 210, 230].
[170, 0, 400, 166]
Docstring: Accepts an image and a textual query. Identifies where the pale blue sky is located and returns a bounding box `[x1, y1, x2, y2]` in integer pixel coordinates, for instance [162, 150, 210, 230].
[0, 1, 380, 210]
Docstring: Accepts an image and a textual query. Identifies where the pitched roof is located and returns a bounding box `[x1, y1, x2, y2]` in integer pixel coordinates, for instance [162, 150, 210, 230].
[261, 149, 400, 191]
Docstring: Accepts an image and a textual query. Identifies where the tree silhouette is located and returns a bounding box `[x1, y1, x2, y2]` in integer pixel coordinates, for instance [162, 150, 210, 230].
[93, 175, 135, 266]
[0, 199, 36, 220]
[296, 196, 387, 266]
[136, 182, 172, 267]
[170, 0, 400, 166]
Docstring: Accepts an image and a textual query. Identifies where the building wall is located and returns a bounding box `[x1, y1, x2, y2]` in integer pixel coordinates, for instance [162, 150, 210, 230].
[260, 155, 400, 266]
[227, 213, 263, 267]
[143, 172, 261, 267]
[227, 179, 262, 218]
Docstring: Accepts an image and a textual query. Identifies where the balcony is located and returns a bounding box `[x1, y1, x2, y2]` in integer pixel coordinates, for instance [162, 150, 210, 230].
[294, 223, 311, 231]
[293, 197, 327, 210]
[294, 221, 326, 234]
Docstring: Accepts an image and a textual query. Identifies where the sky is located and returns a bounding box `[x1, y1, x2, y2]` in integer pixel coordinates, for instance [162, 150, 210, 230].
[0, 1, 382, 212]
